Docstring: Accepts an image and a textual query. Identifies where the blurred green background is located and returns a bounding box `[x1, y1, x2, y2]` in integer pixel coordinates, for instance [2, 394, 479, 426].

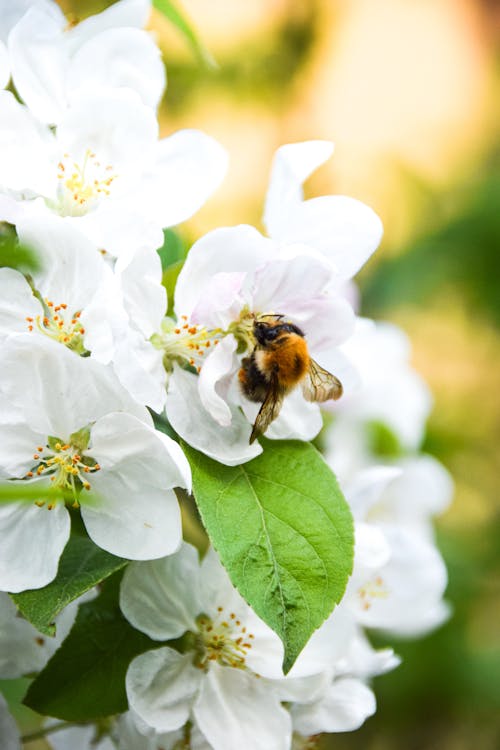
[14, 0, 500, 747]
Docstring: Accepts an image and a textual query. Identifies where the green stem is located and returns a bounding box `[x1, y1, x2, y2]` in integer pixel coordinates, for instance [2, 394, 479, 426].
[21, 720, 89, 743]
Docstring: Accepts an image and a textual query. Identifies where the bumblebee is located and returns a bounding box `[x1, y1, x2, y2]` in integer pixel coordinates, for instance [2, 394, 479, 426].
[239, 316, 343, 444]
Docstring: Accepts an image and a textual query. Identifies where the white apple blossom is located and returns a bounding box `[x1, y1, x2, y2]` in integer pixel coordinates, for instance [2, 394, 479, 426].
[324, 318, 433, 481]
[0, 335, 190, 592]
[120, 543, 354, 750]
[0, 89, 228, 258]
[7, 0, 164, 124]
[162, 224, 358, 464]
[342, 467, 450, 636]
[0, 215, 127, 363]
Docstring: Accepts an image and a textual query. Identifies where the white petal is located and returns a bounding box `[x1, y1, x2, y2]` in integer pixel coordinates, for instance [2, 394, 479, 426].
[18, 213, 107, 311]
[354, 522, 392, 571]
[7, 6, 67, 124]
[127, 647, 201, 733]
[166, 367, 262, 466]
[115, 712, 184, 750]
[49, 724, 115, 750]
[0, 420, 48, 479]
[198, 336, 238, 427]
[174, 226, 273, 320]
[57, 91, 158, 172]
[0, 268, 41, 339]
[76, 204, 164, 260]
[67, 28, 165, 112]
[0, 694, 20, 750]
[0, 40, 9, 89]
[135, 130, 228, 228]
[0, 592, 52, 677]
[292, 677, 376, 734]
[65, 0, 150, 51]
[336, 628, 400, 679]
[81, 413, 186, 559]
[0, 334, 148, 437]
[0, 501, 69, 592]
[344, 466, 403, 522]
[120, 544, 201, 640]
[0, 90, 56, 195]
[116, 246, 166, 338]
[194, 663, 291, 750]
[112, 327, 167, 412]
[264, 140, 334, 236]
[272, 195, 383, 282]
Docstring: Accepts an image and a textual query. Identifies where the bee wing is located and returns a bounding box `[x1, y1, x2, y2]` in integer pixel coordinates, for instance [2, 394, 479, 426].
[302, 358, 343, 403]
[249, 374, 285, 444]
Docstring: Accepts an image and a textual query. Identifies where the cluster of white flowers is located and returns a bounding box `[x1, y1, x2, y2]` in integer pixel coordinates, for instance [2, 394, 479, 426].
[0, 2, 452, 749]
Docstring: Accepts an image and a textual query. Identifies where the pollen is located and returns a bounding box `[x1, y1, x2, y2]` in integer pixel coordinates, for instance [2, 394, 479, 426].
[25, 437, 100, 507]
[358, 575, 389, 610]
[194, 605, 255, 672]
[150, 316, 224, 376]
[28, 298, 87, 355]
[56, 149, 117, 217]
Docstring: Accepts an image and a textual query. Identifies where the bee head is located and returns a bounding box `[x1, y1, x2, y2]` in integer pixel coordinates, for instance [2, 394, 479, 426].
[253, 318, 304, 345]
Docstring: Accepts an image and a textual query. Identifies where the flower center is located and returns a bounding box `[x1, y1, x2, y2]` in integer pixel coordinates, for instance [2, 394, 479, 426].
[25, 434, 100, 508]
[26, 298, 87, 354]
[56, 149, 117, 217]
[150, 316, 223, 374]
[193, 606, 255, 671]
[357, 575, 389, 611]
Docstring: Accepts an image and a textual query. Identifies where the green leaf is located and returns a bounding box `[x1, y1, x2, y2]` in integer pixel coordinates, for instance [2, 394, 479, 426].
[23, 572, 157, 720]
[366, 419, 403, 458]
[157, 228, 186, 270]
[183, 439, 354, 673]
[0, 228, 40, 272]
[12, 533, 128, 636]
[153, 0, 216, 68]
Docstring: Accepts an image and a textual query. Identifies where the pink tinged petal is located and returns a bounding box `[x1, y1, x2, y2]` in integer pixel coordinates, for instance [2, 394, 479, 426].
[190, 272, 246, 329]
[0, 268, 41, 339]
[174, 226, 273, 320]
[0, 694, 21, 750]
[0, 334, 149, 437]
[67, 28, 165, 112]
[7, 6, 67, 124]
[0, 90, 57, 195]
[194, 663, 292, 750]
[135, 129, 228, 228]
[251, 255, 333, 316]
[127, 647, 201, 733]
[0, 501, 69, 592]
[166, 367, 262, 466]
[264, 140, 334, 238]
[292, 677, 376, 735]
[120, 544, 202, 640]
[198, 336, 238, 427]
